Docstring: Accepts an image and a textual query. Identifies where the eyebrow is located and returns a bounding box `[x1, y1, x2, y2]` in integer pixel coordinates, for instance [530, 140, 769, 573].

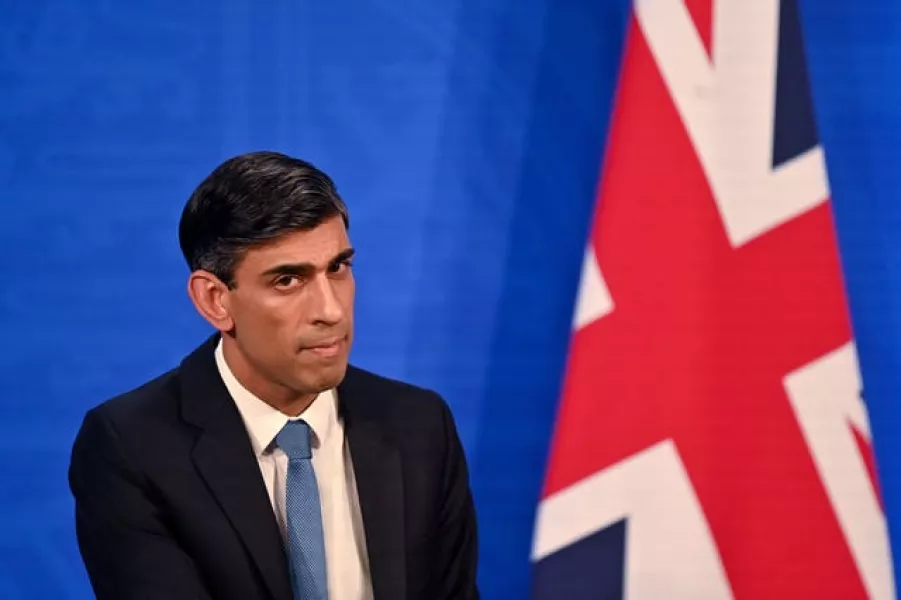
[260, 247, 356, 279]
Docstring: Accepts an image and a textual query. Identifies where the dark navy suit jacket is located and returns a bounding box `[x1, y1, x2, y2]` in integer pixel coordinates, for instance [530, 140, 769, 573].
[69, 335, 479, 600]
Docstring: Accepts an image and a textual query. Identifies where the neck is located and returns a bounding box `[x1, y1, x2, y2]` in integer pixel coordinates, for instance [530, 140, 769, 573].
[221, 336, 317, 417]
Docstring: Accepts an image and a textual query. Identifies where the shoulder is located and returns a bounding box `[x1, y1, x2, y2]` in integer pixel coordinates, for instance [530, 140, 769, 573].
[74, 364, 186, 459]
[78, 334, 223, 429]
[69, 366, 185, 483]
[339, 366, 471, 489]
[92, 367, 182, 426]
[342, 364, 443, 403]
[339, 364, 456, 432]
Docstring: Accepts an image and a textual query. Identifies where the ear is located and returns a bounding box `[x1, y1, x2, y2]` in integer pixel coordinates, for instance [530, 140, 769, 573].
[187, 270, 235, 332]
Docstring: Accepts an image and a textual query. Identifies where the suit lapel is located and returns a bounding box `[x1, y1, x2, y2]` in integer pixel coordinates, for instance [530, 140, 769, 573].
[179, 335, 293, 600]
[340, 370, 407, 600]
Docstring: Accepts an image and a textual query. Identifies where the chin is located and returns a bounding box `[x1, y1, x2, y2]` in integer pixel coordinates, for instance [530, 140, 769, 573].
[302, 361, 348, 392]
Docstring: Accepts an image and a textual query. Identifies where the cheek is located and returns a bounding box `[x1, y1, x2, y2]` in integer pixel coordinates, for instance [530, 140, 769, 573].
[235, 293, 297, 332]
[259, 294, 307, 328]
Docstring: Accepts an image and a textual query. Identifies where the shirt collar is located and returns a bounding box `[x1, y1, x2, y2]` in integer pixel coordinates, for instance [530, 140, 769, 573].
[214, 338, 337, 456]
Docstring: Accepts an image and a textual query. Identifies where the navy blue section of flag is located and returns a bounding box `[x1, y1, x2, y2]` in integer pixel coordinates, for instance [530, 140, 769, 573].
[531, 520, 626, 600]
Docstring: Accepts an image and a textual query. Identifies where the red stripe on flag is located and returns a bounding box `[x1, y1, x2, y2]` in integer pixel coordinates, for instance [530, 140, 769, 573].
[685, 0, 714, 57]
[853, 425, 885, 513]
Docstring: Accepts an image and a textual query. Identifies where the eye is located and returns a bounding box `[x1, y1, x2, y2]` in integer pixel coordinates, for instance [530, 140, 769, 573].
[273, 274, 303, 289]
[329, 259, 353, 274]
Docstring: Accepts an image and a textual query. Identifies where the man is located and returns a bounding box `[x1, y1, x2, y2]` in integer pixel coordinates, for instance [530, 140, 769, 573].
[68, 151, 480, 600]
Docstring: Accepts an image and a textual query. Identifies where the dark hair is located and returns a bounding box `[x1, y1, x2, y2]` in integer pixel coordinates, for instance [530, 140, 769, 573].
[178, 151, 349, 287]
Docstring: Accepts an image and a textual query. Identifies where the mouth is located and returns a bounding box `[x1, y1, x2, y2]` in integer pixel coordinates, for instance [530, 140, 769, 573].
[303, 336, 345, 358]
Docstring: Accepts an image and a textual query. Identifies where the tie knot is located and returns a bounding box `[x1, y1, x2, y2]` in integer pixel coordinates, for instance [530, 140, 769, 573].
[275, 420, 312, 460]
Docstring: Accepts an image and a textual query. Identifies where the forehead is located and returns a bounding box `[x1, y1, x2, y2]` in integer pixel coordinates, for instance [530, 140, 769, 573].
[240, 217, 350, 271]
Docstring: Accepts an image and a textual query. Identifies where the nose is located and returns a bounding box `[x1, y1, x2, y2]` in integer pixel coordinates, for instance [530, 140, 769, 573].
[308, 274, 344, 326]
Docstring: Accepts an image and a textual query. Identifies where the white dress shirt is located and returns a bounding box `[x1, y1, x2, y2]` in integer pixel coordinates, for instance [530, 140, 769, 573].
[215, 341, 373, 600]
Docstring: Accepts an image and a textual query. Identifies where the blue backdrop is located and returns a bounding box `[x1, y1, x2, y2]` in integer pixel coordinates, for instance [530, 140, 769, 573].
[1, 1, 900, 598]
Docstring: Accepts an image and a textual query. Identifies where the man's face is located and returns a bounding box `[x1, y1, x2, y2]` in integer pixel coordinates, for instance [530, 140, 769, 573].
[225, 216, 355, 397]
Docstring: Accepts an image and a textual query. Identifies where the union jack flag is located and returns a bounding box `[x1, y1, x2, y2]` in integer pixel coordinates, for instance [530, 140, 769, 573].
[530, 0, 895, 597]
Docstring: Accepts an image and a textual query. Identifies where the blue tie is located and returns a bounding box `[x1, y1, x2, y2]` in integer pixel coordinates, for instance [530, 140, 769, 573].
[275, 420, 329, 600]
